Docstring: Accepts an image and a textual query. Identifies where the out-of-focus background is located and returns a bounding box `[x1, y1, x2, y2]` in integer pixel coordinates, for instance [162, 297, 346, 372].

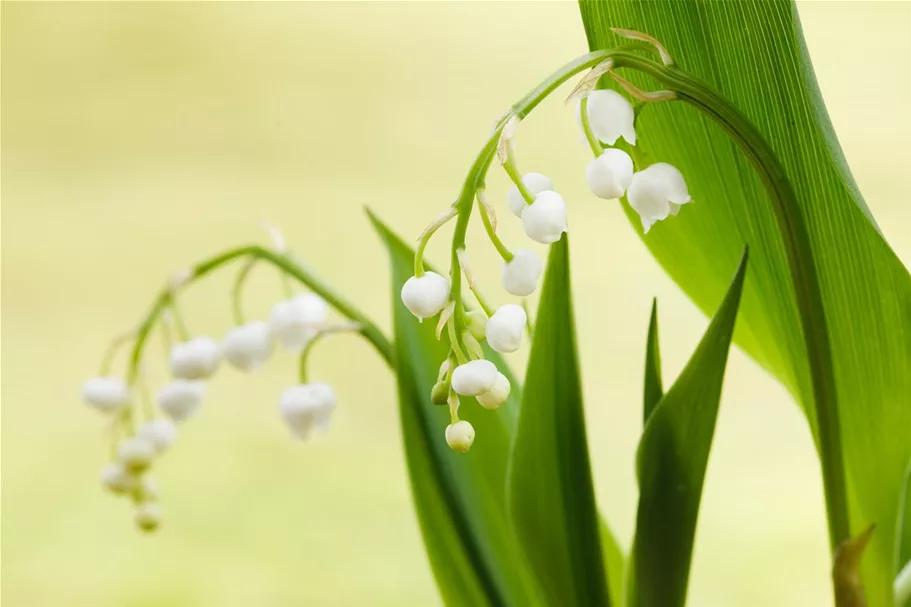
[2, 2, 909, 605]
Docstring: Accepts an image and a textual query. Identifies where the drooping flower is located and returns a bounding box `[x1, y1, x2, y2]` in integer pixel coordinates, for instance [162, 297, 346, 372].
[222, 321, 274, 371]
[507, 172, 554, 217]
[450, 360, 498, 396]
[445, 420, 476, 454]
[477, 373, 510, 410]
[626, 162, 692, 233]
[99, 462, 139, 495]
[585, 148, 634, 199]
[135, 501, 162, 532]
[269, 293, 328, 351]
[501, 249, 542, 297]
[279, 382, 336, 440]
[578, 89, 636, 146]
[400, 272, 450, 321]
[169, 336, 221, 380]
[485, 304, 527, 354]
[156, 379, 205, 422]
[117, 437, 156, 473]
[521, 191, 567, 244]
[82, 377, 131, 413]
[138, 419, 177, 453]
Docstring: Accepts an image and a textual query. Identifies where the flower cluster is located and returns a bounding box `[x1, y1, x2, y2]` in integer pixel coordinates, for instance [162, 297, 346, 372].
[82, 274, 345, 532]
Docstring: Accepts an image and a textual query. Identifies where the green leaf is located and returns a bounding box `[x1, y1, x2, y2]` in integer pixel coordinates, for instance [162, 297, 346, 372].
[629, 249, 748, 607]
[579, 2, 911, 603]
[507, 236, 611, 607]
[369, 211, 536, 607]
[642, 298, 663, 424]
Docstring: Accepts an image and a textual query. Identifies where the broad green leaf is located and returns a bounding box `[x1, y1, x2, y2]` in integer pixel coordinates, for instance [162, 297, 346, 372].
[507, 236, 611, 607]
[369, 211, 537, 607]
[642, 298, 663, 423]
[579, 2, 911, 603]
[629, 249, 748, 607]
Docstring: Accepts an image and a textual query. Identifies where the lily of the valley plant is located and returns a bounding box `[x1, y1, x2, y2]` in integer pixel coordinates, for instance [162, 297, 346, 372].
[80, 9, 910, 607]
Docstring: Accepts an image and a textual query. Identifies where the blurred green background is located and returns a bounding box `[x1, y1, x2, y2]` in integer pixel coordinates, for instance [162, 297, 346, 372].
[2, 2, 909, 605]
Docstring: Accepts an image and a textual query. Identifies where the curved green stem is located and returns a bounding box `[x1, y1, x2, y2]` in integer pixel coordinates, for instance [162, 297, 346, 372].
[579, 96, 604, 157]
[614, 53, 849, 550]
[231, 258, 258, 326]
[298, 322, 362, 383]
[127, 245, 394, 386]
[477, 193, 513, 263]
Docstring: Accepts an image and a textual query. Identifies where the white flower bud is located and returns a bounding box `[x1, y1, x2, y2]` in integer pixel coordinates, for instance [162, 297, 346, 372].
[135, 501, 162, 532]
[400, 272, 450, 321]
[450, 360, 497, 396]
[578, 89, 636, 146]
[99, 462, 138, 495]
[485, 304, 527, 353]
[117, 437, 156, 473]
[138, 419, 177, 453]
[269, 293, 328, 351]
[585, 148, 634, 199]
[508, 172, 554, 217]
[169, 336, 221, 380]
[501, 249, 542, 296]
[626, 163, 691, 233]
[82, 377, 131, 413]
[222, 321, 274, 371]
[445, 420, 476, 454]
[477, 373, 510, 410]
[521, 191, 567, 244]
[156, 379, 205, 422]
[279, 382, 336, 440]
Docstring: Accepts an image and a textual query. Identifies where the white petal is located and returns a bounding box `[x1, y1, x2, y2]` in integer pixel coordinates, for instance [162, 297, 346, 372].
[477, 373, 510, 410]
[521, 190, 567, 244]
[646, 162, 690, 204]
[485, 304, 526, 354]
[82, 377, 131, 413]
[627, 169, 672, 228]
[580, 89, 637, 146]
[138, 419, 177, 453]
[156, 379, 205, 422]
[445, 420, 475, 453]
[501, 249, 542, 297]
[585, 148, 634, 199]
[451, 360, 498, 396]
[400, 272, 450, 320]
[507, 173, 554, 218]
[279, 382, 337, 439]
[169, 337, 221, 380]
[223, 321, 274, 371]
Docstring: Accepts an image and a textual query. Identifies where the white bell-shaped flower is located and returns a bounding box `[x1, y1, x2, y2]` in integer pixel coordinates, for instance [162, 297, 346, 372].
[135, 501, 162, 532]
[156, 379, 205, 422]
[450, 360, 498, 396]
[626, 162, 691, 233]
[521, 191, 567, 244]
[585, 148, 634, 199]
[117, 436, 156, 473]
[477, 373, 510, 410]
[138, 419, 177, 453]
[485, 304, 527, 354]
[169, 336, 221, 380]
[100, 462, 138, 495]
[501, 249, 542, 297]
[223, 321, 274, 371]
[269, 293, 328, 351]
[579, 89, 636, 146]
[279, 382, 336, 440]
[508, 172, 554, 217]
[400, 272, 450, 321]
[82, 377, 131, 413]
[445, 420, 476, 454]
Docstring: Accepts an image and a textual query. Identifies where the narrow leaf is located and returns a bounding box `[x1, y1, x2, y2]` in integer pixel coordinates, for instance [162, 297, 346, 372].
[642, 298, 663, 423]
[369, 210, 536, 607]
[630, 248, 749, 607]
[507, 235, 611, 606]
[579, 3, 911, 602]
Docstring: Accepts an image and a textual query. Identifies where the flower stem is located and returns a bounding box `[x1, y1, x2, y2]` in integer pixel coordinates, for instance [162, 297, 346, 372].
[579, 96, 604, 157]
[231, 258, 258, 326]
[613, 52, 850, 551]
[127, 246, 394, 386]
[477, 191, 513, 263]
[297, 322, 362, 384]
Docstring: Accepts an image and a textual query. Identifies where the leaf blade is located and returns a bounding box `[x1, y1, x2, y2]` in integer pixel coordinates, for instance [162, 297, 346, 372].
[630, 248, 748, 607]
[507, 235, 611, 607]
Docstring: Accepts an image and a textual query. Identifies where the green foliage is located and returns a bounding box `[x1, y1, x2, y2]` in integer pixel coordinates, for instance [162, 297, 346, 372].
[629, 249, 748, 607]
[370, 211, 536, 607]
[579, 2, 911, 603]
[642, 299, 663, 423]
